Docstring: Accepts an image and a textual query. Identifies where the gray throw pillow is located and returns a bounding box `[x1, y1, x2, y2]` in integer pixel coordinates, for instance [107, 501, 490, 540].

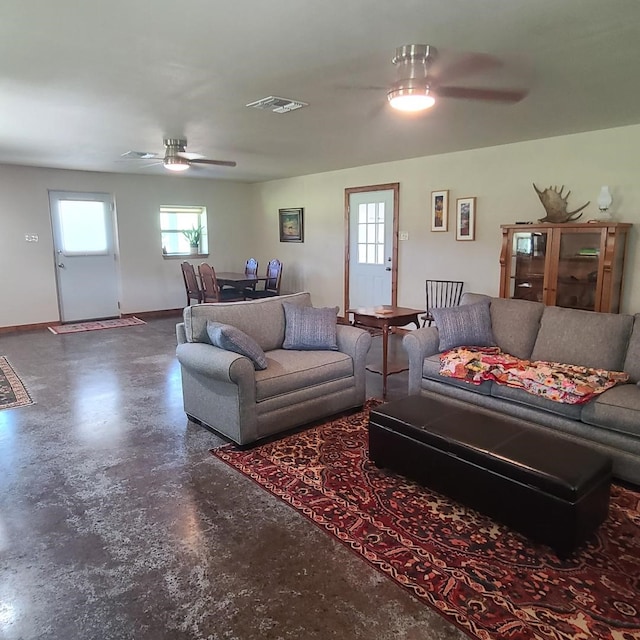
[282, 303, 339, 351]
[206, 321, 267, 370]
[431, 301, 496, 352]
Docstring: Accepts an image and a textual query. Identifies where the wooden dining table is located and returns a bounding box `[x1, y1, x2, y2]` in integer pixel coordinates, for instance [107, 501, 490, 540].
[215, 272, 266, 289]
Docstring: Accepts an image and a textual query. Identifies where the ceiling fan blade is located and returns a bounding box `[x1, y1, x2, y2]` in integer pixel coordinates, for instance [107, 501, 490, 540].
[188, 158, 237, 168]
[434, 52, 503, 83]
[435, 85, 527, 103]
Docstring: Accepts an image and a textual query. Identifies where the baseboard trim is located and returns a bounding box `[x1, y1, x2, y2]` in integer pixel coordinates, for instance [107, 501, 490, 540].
[122, 309, 184, 320]
[0, 308, 184, 333]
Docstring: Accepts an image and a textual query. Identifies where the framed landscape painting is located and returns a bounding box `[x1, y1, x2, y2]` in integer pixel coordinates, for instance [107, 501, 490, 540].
[279, 208, 304, 243]
[456, 197, 476, 241]
[431, 190, 449, 231]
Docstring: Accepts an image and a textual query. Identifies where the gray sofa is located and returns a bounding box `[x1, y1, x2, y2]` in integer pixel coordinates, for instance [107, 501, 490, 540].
[403, 293, 640, 485]
[176, 292, 372, 446]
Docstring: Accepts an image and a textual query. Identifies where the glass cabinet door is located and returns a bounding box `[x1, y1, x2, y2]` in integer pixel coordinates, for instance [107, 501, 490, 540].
[555, 229, 603, 311]
[507, 230, 549, 302]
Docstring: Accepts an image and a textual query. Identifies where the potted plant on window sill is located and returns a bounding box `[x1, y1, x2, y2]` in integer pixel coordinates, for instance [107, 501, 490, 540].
[182, 225, 202, 255]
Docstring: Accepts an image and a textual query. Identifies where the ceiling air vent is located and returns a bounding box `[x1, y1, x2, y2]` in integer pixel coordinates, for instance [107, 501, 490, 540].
[246, 96, 308, 113]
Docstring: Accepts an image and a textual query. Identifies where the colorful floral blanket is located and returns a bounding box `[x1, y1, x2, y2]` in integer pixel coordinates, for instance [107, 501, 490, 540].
[439, 346, 629, 404]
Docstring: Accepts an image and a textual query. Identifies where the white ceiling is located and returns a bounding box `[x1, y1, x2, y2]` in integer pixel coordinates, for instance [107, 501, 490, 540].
[2, 0, 640, 182]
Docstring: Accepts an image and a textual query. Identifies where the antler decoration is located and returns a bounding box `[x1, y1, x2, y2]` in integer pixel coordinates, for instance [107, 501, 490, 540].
[532, 183, 590, 223]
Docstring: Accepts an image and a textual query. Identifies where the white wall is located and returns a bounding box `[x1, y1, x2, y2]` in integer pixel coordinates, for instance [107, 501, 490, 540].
[2, 124, 639, 329]
[251, 124, 640, 314]
[0, 166, 254, 327]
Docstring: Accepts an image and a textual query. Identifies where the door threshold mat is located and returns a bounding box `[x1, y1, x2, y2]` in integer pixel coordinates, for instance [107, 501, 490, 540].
[48, 317, 146, 334]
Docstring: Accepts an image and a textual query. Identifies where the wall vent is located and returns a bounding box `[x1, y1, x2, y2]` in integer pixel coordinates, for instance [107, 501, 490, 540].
[246, 96, 308, 113]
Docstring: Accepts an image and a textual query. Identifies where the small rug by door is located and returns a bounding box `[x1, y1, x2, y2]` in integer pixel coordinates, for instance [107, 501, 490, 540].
[0, 357, 34, 410]
[48, 317, 146, 335]
[212, 404, 640, 640]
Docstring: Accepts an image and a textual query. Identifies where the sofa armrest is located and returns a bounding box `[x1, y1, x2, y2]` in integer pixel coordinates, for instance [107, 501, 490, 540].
[176, 322, 187, 345]
[336, 324, 372, 401]
[402, 327, 440, 395]
[336, 324, 372, 360]
[176, 342, 255, 386]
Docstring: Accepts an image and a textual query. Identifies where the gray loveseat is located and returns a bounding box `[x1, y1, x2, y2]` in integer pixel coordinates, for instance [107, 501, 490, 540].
[176, 292, 372, 446]
[403, 293, 640, 485]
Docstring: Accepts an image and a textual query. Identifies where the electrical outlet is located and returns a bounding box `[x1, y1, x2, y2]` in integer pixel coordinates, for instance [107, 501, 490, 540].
[399, 231, 409, 241]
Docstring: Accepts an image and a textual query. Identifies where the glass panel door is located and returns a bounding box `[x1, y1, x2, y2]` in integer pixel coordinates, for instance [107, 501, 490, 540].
[508, 230, 549, 302]
[555, 230, 603, 311]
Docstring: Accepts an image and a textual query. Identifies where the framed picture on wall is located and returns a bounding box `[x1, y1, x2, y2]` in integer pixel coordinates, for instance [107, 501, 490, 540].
[456, 197, 476, 241]
[431, 190, 449, 231]
[279, 208, 304, 242]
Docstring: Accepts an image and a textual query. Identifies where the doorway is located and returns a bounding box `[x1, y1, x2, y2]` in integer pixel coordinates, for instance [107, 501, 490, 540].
[49, 191, 120, 323]
[344, 183, 399, 311]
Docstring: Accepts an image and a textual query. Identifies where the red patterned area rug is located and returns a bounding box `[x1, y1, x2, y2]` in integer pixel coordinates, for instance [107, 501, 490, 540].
[0, 356, 34, 410]
[212, 402, 640, 640]
[48, 316, 146, 335]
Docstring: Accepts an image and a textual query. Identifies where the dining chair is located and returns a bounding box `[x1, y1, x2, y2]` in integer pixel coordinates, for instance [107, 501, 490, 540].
[180, 261, 203, 306]
[421, 280, 464, 327]
[244, 259, 283, 299]
[198, 263, 244, 303]
[242, 257, 259, 293]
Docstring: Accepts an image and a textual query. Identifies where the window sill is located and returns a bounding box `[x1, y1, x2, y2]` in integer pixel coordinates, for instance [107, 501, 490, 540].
[163, 253, 209, 260]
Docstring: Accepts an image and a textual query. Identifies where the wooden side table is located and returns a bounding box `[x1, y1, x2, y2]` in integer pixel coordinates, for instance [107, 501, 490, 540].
[346, 305, 424, 398]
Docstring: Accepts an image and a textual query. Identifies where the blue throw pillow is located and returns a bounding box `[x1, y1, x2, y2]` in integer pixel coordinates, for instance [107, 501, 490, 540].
[430, 301, 496, 352]
[282, 303, 339, 351]
[206, 321, 268, 370]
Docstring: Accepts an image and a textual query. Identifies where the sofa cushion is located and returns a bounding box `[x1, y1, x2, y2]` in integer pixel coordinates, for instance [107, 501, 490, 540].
[623, 314, 640, 382]
[207, 321, 267, 370]
[581, 384, 640, 438]
[183, 292, 311, 349]
[282, 303, 339, 351]
[489, 298, 544, 360]
[490, 383, 584, 421]
[255, 349, 353, 401]
[530, 306, 633, 371]
[431, 301, 496, 352]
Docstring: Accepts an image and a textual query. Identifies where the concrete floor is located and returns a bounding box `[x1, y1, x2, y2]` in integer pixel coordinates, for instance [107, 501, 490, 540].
[0, 319, 466, 640]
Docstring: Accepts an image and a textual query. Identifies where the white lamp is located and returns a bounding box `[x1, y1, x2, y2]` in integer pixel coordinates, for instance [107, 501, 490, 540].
[597, 186, 613, 220]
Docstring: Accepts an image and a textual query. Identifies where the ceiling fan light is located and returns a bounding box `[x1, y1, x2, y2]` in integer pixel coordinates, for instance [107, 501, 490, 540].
[164, 156, 190, 172]
[387, 87, 435, 112]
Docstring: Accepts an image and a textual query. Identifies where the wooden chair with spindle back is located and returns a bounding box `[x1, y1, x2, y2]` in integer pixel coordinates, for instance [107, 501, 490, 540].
[181, 261, 203, 306]
[198, 263, 244, 303]
[420, 280, 464, 327]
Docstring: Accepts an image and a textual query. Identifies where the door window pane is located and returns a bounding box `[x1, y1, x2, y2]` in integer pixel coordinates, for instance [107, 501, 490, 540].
[357, 201, 385, 265]
[58, 200, 108, 255]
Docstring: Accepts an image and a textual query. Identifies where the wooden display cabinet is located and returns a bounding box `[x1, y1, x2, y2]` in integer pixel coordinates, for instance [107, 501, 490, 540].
[499, 222, 631, 313]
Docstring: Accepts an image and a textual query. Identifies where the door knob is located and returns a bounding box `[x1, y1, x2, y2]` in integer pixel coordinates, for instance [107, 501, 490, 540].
[385, 266, 391, 271]
[57, 263, 65, 268]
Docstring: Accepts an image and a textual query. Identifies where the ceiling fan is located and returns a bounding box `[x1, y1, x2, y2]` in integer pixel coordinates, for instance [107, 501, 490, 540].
[121, 138, 236, 172]
[386, 44, 528, 112]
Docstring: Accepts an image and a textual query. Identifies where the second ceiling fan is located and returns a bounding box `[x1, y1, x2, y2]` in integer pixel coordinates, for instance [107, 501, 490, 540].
[161, 138, 236, 172]
[387, 44, 528, 112]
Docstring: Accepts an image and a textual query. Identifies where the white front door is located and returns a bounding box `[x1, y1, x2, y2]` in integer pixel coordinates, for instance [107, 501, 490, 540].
[347, 186, 397, 309]
[49, 191, 120, 322]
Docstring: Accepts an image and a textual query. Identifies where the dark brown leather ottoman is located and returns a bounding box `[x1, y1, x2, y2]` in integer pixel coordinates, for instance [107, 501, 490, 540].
[368, 395, 612, 556]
